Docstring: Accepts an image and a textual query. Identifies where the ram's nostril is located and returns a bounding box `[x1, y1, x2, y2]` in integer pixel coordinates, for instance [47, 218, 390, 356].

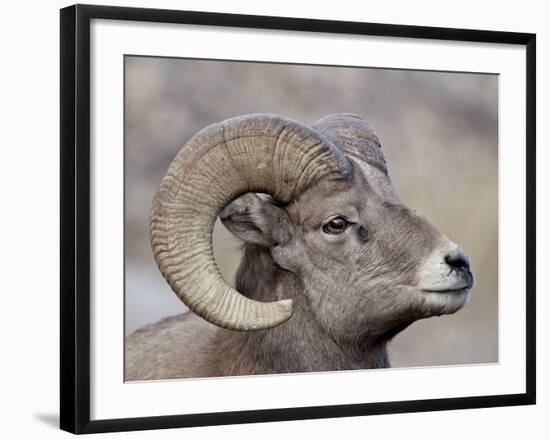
[444, 250, 470, 271]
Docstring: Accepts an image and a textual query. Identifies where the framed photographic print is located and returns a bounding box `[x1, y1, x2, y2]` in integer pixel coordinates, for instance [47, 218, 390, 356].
[60, 4, 536, 434]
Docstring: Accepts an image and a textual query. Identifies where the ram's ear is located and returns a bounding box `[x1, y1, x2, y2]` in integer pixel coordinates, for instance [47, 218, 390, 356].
[219, 193, 291, 247]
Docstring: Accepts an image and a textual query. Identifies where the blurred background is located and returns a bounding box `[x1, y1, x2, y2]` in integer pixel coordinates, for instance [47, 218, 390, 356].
[125, 56, 498, 368]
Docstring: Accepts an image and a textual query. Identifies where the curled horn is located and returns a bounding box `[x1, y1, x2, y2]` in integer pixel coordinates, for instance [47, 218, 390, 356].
[312, 113, 388, 174]
[150, 114, 351, 331]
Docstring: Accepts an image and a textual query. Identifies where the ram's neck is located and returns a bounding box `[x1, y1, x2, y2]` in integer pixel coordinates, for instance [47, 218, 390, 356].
[214, 245, 389, 376]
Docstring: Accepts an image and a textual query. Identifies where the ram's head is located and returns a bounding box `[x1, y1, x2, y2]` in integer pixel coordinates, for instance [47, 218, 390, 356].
[150, 113, 473, 339]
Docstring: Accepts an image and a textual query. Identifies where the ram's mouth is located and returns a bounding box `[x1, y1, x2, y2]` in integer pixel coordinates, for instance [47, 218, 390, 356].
[421, 270, 474, 294]
[422, 288, 470, 295]
[422, 287, 470, 294]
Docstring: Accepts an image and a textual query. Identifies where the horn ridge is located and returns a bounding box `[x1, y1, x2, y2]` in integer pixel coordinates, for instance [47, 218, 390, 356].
[150, 113, 350, 331]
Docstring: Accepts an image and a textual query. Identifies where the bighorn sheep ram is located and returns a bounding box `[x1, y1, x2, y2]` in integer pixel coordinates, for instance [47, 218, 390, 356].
[126, 113, 474, 380]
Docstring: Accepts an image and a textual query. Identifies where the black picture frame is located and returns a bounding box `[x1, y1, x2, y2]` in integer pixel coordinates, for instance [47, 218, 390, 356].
[60, 3, 536, 434]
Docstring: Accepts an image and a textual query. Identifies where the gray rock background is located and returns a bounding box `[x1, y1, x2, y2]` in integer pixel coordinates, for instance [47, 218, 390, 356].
[124, 55, 498, 368]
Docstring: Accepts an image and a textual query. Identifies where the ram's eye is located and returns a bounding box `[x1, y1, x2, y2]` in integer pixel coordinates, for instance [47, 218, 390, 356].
[322, 217, 351, 235]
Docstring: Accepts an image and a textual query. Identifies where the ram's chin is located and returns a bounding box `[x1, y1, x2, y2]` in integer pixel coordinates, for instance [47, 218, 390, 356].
[422, 288, 471, 316]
